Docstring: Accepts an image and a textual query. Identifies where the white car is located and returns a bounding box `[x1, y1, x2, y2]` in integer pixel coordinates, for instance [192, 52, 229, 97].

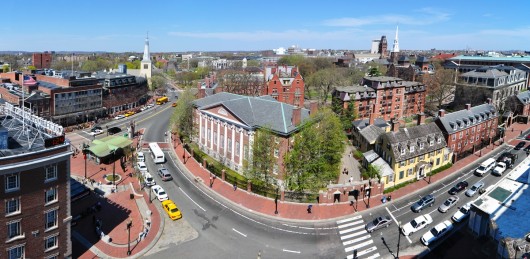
[452, 203, 471, 223]
[88, 129, 104, 136]
[144, 173, 155, 187]
[151, 185, 168, 201]
[401, 214, 433, 236]
[114, 115, 125, 120]
[140, 106, 149, 111]
[492, 162, 507, 176]
[421, 220, 453, 246]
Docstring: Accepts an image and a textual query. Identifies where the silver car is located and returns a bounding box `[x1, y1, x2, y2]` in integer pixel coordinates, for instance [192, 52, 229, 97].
[465, 181, 485, 197]
[365, 216, 392, 233]
[438, 196, 459, 213]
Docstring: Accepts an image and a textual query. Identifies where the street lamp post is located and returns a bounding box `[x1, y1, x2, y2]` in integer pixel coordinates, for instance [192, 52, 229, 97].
[396, 221, 402, 259]
[82, 144, 88, 179]
[126, 220, 133, 256]
[274, 188, 279, 215]
[428, 160, 434, 184]
[112, 148, 117, 190]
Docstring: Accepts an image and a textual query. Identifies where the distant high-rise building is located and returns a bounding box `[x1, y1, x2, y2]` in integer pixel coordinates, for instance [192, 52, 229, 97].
[371, 40, 381, 54]
[32, 52, 52, 69]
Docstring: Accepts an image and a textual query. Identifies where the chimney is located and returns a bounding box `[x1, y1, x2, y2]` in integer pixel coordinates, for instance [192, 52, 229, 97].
[199, 88, 206, 99]
[438, 109, 446, 118]
[292, 107, 301, 126]
[487, 98, 492, 104]
[309, 101, 318, 115]
[391, 119, 400, 132]
[417, 113, 426, 125]
[465, 104, 471, 110]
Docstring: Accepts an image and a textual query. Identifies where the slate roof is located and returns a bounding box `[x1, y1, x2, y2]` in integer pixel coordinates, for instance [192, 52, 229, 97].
[353, 118, 389, 130]
[435, 104, 498, 134]
[461, 68, 508, 78]
[398, 56, 410, 62]
[334, 85, 375, 94]
[515, 91, 530, 104]
[192, 92, 310, 136]
[416, 56, 430, 63]
[382, 122, 447, 162]
[359, 125, 385, 144]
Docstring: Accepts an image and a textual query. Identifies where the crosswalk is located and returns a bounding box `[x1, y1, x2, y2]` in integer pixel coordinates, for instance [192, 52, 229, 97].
[337, 215, 380, 259]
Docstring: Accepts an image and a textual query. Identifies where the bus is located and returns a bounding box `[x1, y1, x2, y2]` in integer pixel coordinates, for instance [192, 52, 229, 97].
[148, 142, 165, 164]
[156, 96, 168, 105]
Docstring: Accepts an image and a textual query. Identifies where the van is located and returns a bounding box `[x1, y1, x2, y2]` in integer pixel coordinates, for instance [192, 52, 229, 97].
[475, 158, 496, 176]
[137, 152, 145, 162]
[137, 162, 148, 173]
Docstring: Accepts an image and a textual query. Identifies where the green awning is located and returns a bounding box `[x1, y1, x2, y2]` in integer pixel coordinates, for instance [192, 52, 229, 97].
[87, 135, 133, 158]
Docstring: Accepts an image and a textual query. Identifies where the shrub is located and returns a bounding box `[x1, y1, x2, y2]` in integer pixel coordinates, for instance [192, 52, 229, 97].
[353, 150, 363, 160]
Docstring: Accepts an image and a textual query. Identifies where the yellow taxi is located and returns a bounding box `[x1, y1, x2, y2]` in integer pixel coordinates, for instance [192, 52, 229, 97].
[161, 200, 182, 220]
[124, 111, 136, 117]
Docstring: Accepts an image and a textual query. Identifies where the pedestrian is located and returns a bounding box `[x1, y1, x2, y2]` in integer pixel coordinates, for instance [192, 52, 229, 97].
[233, 183, 237, 191]
[307, 205, 312, 214]
[387, 195, 392, 202]
[349, 176, 353, 183]
[346, 169, 349, 175]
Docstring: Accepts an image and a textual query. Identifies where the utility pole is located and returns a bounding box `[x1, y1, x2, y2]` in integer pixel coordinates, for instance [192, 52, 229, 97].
[396, 221, 402, 259]
[126, 220, 133, 256]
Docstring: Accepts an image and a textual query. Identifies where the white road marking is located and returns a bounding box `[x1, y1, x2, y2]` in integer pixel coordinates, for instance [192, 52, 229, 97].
[344, 240, 373, 252]
[406, 234, 412, 244]
[340, 229, 368, 240]
[178, 186, 206, 212]
[282, 249, 301, 254]
[357, 246, 378, 257]
[339, 224, 365, 235]
[337, 215, 362, 224]
[342, 234, 371, 246]
[338, 220, 364, 229]
[232, 228, 247, 237]
[385, 207, 399, 225]
[364, 253, 381, 259]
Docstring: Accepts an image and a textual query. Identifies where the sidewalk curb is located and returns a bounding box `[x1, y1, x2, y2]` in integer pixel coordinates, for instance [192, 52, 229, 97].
[129, 182, 144, 197]
[129, 194, 166, 259]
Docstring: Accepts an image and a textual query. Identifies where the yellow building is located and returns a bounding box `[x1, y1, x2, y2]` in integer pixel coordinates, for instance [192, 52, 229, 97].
[373, 121, 452, 187]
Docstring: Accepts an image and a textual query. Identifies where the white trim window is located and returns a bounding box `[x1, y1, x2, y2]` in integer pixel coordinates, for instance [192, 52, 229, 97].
[7, 244, 24, 259]
[45, 188, 58, 205]
[274, 148, 279, 158]
[44, 234, 59, 252]
[45, 208, 58, 231]
[7, 220, 22, 239]
[5, 173, 20, 193]
[45, 164, 58, 182]
[5, 198, 21, 216]
[235, 141, 240, 157]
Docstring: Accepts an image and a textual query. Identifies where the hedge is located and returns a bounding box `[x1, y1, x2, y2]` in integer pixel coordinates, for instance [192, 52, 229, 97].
[383, 162, 453, 194]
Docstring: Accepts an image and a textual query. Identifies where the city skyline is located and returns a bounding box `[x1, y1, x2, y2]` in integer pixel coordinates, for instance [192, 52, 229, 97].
[1, 0, 530, 52]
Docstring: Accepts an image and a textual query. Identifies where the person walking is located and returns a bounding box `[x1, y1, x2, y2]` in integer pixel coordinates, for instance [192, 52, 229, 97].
[307, 205, 312, 214]
[233, 183, 237, 191]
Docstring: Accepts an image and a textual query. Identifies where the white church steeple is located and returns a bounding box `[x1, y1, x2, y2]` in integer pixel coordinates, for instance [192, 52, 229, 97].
[140, 32, 152, 80]
[142, 32, 150, 62]
[392, 26, 399, 53]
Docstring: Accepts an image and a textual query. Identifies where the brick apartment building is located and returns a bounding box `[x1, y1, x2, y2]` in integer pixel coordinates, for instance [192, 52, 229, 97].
[434, 100, 499, 161]
[332, 76, 426, 121]
[263, 65, 304, 107]
[506, 91, 530, 121]
[32, 52, 52, 69]
[192, 92, 315, 177]
[0, 104, 72, 259]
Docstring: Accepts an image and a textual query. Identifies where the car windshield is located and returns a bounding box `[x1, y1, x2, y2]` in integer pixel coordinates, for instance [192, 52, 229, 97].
[430, 228, 439, 236]
[444, 200, 451, 206]
[373, 218, 381, 225]
[460, 207, 469, 213]
[471, 186, 478, 191]
[477, 166, 486, 171]
[159, 191, 166, 196]
[146, 177, 153, 181]
[411, 219, 418, 228]
[170, 208, 179, 213]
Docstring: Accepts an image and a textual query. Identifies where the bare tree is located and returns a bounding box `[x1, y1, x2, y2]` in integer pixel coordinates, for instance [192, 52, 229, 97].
[424, 66, 456, 111]
[218, 69, 264, 96]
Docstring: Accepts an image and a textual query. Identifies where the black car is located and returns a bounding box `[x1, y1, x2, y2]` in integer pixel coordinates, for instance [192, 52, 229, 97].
[496, 152, 511, 162]
[524, 144, 530, 152]
[411, 194, 435, 213]
[108, 127, 122, 135]
[449, 181, 469, 195]
[515, 141, 526, 150]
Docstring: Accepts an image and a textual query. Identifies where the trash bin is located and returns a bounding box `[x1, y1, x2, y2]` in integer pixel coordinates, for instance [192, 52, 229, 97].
[130, 193, 134, 199]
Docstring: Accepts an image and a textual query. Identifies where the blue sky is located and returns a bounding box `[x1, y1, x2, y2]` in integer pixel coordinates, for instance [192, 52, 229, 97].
[1, 1, 529, 52]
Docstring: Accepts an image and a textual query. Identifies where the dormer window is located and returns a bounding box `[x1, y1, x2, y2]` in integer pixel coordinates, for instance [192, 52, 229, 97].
[430, 138, 434, 146]
[419, 142, 424, 149]
[410, 145, 414, 152]
[437, 137, 441, 144]
[400, 147, 405, 155]
[466, 120, 470, 126]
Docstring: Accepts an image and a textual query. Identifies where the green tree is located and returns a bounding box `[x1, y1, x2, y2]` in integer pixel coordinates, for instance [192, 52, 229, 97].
[361, 164, 382, 182]
[170, 89, 195, 140]
[246, 59, 260, 67]
[307, 67, 348, 106]
[2, 64, 10, 72]
[81, 60, 98, 72]
[244, 128, 277, 185]
[277, 55, 306, 66]
[125, 60, 141, 69]
[150, 74, 166, 91]
[368, 67, 382, 77]
[424, 65, 456, 111]
[342, 101, 356, 132]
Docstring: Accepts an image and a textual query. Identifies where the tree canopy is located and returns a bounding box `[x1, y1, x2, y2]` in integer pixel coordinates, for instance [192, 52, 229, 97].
[170, 89, 195, 141]
[424, 65, 456, 112]
[244, 128, 277, 185]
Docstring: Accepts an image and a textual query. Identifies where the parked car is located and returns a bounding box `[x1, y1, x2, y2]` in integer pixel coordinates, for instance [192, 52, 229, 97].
[365, 216, 392, 233]
[140, 106, 149, 111]
[411, 194, 435, 213]
[114, 114, 125, 120]
[448, 181, 469, 195]
[124, 111, 135, 117]
[492, 162, 507, 176]
[157, 168, 173, 181]
[144, 173, 155, 187]
[496, 152, 512, 163]
[526, 134, 530, 140]
[401, 214, 433, 236]
[465, 181, 485, 197]
[151, 185, 168, 201]
[162, 200, 182, 220]
[137, 162, 148, 173]
[452, 203, 471, 223]
[525, 144, 530, 152]
[108, 127, 121, 135]
[515, 141, 526, 150]
[438, 196, 459, 213]
[421, 220, 453, 246]
[91, 126, 103, 132]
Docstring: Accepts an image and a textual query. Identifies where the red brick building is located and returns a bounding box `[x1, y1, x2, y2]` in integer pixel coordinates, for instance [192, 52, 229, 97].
[192, 92, 315, 178]
[263, 65, 304, 107]
[0, 110, 71, 259]
[434, 100, 498, 161]
[32, 52, 52, 69]
[506, 91, 530, 119]
[332, 76, 426, 121]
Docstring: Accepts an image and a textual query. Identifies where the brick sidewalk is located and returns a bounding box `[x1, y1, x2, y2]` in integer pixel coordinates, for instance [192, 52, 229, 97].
[169, 121, 530, 221]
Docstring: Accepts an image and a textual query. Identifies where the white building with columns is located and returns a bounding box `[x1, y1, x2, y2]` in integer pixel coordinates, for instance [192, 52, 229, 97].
[192, 92, 312, 177]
